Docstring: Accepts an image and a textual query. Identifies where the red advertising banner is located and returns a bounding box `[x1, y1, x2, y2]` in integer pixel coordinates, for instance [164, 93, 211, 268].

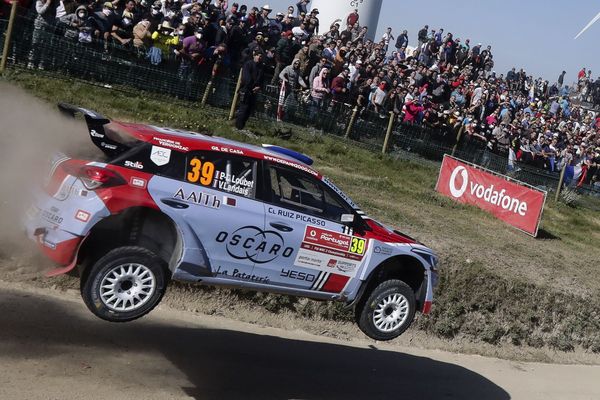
[436, 155, 547, 236]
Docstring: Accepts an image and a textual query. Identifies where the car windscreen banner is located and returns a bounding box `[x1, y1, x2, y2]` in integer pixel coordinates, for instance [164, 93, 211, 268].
[435, 155, 547, 237]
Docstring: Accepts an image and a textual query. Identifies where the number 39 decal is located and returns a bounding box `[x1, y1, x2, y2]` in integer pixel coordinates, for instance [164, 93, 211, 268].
[187, 158, 215, 186]
[350, 237, 366, 255]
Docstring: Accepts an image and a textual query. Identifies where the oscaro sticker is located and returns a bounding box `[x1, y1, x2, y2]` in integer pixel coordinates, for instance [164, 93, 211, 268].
[150, 145, 171, 166]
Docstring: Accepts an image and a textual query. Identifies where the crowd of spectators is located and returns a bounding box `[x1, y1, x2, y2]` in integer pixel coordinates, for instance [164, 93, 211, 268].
[3, 0, 599, 190]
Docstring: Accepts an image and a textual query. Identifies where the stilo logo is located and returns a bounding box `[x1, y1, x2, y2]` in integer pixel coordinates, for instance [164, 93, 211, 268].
[449, 166, 469, 198]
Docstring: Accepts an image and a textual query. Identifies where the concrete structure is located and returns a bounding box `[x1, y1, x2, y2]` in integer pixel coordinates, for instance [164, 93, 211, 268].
[310, 0, 383, 41]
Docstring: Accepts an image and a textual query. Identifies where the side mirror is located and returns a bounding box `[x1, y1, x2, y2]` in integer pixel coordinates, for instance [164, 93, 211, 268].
[341, 214, 354, 223]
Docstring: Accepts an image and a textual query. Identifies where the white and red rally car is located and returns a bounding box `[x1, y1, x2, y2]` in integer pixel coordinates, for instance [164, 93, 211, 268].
[25, 104, 439, 340]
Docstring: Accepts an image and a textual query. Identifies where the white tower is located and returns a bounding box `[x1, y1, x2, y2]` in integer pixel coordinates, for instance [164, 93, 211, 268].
[310, 0, 383, 41]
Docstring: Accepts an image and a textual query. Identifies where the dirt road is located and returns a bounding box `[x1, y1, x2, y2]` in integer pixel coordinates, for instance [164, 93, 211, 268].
[1, 282, 599, 400]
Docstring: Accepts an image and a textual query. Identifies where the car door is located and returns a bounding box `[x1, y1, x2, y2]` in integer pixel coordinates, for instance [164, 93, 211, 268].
[254, 163, 368, 294]
[146, 148, 264, 282]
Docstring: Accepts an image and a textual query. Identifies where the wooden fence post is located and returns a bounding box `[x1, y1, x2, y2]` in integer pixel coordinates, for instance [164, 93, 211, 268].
[451, 125, 464, 156]
[228, 68, 243, 120]
[0, 1, 18, 73]
[381, 112, 395, 154]
[554, 160, 568, 202]
[344, 106, 358, 138]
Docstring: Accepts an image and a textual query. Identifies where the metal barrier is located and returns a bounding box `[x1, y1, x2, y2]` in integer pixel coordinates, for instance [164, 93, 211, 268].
[1, 10, 599, 201]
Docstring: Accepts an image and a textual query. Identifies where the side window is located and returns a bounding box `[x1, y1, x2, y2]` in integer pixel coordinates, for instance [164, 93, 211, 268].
[269, 166, 352, 222]
[111, 143, 185, 179]
[185, 151, 257, 198]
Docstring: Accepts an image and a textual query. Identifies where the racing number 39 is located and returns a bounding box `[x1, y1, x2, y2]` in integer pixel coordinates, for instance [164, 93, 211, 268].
[187, 158, 215, 186]
[350, 237, 366, 255]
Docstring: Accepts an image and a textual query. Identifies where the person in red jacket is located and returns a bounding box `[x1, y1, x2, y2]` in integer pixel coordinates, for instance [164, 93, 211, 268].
[346, 8, 359, 28]
[403, 99, 424, 124]
[330, 68, 349, 104]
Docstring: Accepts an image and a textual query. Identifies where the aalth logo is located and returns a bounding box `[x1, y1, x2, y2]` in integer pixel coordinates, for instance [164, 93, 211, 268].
[449, 166, 469, 198]
[216, 226, 294, 264]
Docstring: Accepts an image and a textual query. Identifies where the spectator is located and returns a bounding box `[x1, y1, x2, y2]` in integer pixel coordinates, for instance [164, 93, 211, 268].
[381, 27, 394, 52]
[272, 30, 294, 84]
[331, 68, 349, 104]
[395, 29, 408, 51]
[417, 24, 428, 47]
[15, 0, 600, 194]
[296, 0, 309, 16]
[309, 67, 330, 119]
[235, 49, 265, 129]
[28, 0, 57, 70]
[133, 18, 152, 49]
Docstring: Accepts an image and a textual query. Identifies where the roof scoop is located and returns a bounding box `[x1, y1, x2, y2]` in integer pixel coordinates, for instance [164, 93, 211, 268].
[262, 144, 314, 166]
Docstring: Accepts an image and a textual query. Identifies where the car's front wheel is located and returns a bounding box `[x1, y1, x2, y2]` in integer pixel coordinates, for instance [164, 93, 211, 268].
[81, 246, 169, 322]
[356, 279, 416, 341]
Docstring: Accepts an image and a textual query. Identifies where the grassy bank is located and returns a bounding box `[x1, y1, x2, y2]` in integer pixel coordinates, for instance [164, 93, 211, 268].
[3, 70, 600, 353]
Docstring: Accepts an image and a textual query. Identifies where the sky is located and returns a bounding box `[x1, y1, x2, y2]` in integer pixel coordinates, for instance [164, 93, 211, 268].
[266, 0, 600, 85]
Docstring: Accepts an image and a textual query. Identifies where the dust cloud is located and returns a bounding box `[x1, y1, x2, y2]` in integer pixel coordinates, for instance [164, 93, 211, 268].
[0, 82, 98, 262]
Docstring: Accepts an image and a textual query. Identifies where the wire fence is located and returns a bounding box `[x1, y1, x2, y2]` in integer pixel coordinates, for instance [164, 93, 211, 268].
[2, 11, 599, 201]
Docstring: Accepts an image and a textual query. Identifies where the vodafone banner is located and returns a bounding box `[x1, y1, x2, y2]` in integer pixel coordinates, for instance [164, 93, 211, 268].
[436, 155, 547, 236]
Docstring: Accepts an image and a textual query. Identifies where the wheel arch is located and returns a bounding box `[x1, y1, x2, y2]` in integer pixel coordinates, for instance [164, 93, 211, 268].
[76, 207, 182, 282]
[352, 255, 427, 311]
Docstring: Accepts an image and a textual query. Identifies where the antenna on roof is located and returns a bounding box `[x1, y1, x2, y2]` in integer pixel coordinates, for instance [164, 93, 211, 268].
[575, 11, 600, 39]
[262, 144, 314, 166]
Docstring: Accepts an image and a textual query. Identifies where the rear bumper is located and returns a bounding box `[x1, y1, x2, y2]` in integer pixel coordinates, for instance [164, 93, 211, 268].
[24, 195, 84, 267]
[26, 209, 83, 266]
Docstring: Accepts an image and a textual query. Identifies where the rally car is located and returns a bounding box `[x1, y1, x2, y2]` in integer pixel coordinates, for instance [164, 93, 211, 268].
[24, 103, 439, 341]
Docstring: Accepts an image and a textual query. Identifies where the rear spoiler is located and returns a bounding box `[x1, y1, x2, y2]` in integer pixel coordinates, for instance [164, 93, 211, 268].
[57, 103, 128, 157]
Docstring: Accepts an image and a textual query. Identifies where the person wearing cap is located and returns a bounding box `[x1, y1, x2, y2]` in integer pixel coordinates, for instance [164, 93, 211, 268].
[294, 42, 311, 78]
[150, 20, 179, 63]
[235, 48, 265, 130]
[305, 8, 319, 35]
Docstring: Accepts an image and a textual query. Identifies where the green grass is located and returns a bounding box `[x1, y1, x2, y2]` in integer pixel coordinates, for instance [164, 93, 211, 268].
[4, 69, 600, 352]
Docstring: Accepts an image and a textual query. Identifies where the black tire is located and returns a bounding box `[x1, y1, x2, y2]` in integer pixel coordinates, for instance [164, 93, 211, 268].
[81, 246, 169, 322]
[356, 279, 416, 341]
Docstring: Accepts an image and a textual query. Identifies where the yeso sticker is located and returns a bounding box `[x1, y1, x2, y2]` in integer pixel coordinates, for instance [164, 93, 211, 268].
[151, 146, 171, 166]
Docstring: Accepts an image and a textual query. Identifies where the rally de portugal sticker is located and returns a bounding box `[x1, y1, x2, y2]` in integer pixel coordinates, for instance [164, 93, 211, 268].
[294, 226, 368, 277]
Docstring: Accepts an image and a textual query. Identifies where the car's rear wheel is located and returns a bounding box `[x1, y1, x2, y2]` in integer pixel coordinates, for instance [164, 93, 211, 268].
[81, 246, 168, 322]
[356, 279, 416, 341]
